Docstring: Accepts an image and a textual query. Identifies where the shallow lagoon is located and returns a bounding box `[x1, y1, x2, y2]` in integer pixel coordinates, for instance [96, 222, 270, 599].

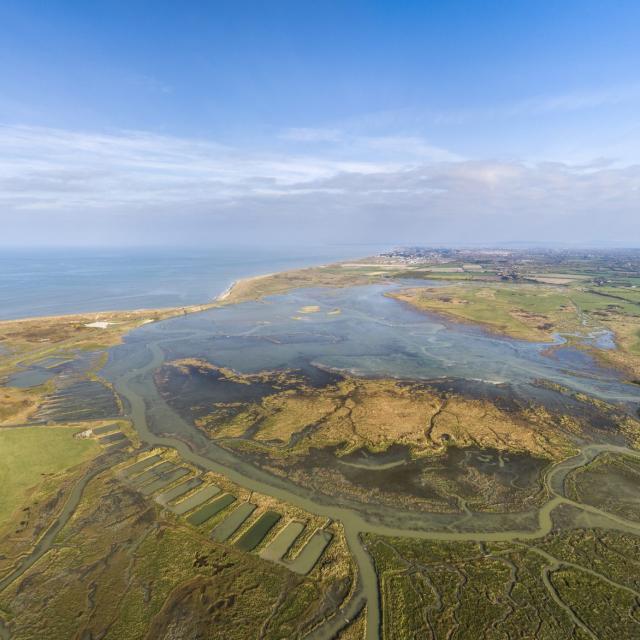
[108, 282, 640, 409]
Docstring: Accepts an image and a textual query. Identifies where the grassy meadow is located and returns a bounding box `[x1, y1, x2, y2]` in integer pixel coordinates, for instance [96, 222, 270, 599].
[0, 425, 98, 526]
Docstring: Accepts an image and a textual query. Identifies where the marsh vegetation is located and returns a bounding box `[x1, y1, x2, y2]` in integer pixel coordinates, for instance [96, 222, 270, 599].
[2, 251, 640, 639]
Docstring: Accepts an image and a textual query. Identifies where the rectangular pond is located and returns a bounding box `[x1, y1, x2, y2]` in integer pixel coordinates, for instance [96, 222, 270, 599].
[235, 511, 281, 552]
[187, 493, 236, 526]
[130, 461, 176, 487]
[171, 484, 221, 515]
[287, 530, 333, 575]
[119, 455, 162, 478]
[104, 439, 130, 453]
[154, 477, 202, 505]
[211, 502, 256, 542]
[33, 379, 121, 424]
[259, 520, 306, 562]
[140, 467, 190, 496]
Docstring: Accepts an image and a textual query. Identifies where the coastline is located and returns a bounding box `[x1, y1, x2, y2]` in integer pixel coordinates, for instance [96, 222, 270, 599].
[0, 262, 337, 326]
[215, 280, 236, 302]
[3, 258, 640, 639]
[0, 247, 380, 322]
[4, 256, 640, 390]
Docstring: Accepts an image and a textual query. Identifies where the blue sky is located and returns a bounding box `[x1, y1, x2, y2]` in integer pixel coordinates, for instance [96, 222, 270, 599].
[1, 1, 639, 246]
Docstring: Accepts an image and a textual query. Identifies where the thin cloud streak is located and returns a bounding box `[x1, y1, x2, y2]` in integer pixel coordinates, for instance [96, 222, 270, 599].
[0, 124, 399, 210]
[433, 84, 640, 124]
[1, 123, 639, 246]
[280, 127, 343, 143]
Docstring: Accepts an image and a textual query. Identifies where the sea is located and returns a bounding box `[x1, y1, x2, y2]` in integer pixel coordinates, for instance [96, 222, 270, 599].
[0, 245, 385, 320]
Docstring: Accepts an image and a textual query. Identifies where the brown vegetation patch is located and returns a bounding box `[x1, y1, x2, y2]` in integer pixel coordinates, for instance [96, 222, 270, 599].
[183, 364, 575, 460]
[0, 386, 43, 424]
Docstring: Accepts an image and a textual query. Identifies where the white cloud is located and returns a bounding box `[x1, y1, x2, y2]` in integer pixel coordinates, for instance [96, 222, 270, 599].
[0, 124, 395, 211]
[431, 84, 640, 124]
[359, 136, 462, 162]
[280, 127, 343, 142]
[1, 123, 639, 246]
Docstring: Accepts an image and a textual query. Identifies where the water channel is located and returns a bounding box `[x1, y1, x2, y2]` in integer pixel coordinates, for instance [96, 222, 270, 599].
[99, 283, 640, 638]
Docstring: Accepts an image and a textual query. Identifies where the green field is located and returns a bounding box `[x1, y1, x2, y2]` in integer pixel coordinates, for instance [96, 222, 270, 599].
[0, 426, 98, 526]
[394, 281, 640, 346]
[393, 284, 574, 341]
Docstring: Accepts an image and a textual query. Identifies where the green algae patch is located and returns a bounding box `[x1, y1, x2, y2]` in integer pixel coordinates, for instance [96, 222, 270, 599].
[187, 493, 236, 526]
[236, 511, 281, 551]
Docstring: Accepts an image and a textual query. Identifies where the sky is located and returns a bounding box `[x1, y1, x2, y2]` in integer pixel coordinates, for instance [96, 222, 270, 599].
[1, 1, 639, 247]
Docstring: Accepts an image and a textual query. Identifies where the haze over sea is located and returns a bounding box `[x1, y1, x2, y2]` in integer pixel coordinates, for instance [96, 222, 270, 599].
[0, 245, 383, 321]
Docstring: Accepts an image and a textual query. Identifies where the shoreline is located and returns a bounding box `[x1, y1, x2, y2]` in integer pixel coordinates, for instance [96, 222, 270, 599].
[0, 304, 215, 327]
[3, 258, 638, 387]
[388, 288, 640, 382]
[215, 280, 236, 302]
[388, 289, 558, 344]
[0, 262, 337, 325]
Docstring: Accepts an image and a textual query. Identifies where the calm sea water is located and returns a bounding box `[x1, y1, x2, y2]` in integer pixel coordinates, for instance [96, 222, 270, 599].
[0, 245, 383, 320]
